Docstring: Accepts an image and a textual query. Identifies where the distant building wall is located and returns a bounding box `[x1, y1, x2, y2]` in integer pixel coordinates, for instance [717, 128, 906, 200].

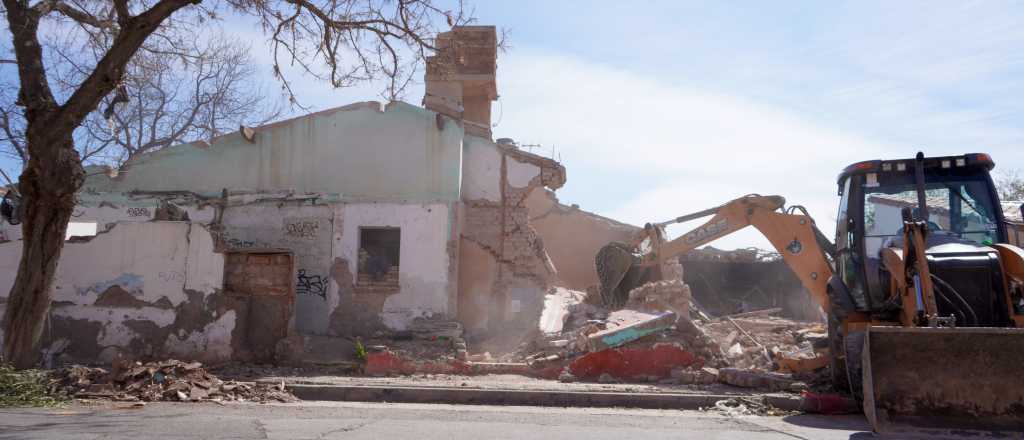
[525, 189, 640, 291]
[1010, 222, 1024, 247]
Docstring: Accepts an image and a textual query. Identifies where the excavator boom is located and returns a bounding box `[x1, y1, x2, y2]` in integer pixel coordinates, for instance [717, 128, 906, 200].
[595, 163, 1024, 435]
[596, 194, 834, 312]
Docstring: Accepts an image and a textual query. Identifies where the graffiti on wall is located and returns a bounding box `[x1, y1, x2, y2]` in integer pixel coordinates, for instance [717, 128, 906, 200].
[158, 271, 185, 283]
[225, 238, 259, 249]
[127, 207, 152, 217]
[296, 269, 326, 300]
[284, 218, 320, 240]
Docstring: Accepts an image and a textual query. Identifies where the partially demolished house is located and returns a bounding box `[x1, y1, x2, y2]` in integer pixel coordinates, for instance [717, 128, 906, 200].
[0, 26, 595, 365]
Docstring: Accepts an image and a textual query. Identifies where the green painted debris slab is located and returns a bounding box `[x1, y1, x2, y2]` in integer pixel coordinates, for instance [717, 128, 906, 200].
[586, 310, 677, 352]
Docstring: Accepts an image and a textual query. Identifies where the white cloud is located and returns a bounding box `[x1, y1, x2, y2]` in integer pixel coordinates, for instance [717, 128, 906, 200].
[493, 48, 898, 249]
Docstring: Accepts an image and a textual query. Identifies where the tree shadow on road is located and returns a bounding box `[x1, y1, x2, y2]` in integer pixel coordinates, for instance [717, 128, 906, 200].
[781, 413, 878, 439]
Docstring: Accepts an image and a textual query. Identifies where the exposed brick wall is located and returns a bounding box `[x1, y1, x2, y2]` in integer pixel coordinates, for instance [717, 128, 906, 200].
[460, 146, 566, 330]
[224, 253, 293, 296]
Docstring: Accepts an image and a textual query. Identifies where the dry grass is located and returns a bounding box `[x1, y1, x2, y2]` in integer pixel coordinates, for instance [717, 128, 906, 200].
[0, 363, 66, 407]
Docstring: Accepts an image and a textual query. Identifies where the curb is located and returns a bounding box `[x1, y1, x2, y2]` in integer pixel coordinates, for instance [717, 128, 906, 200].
[284, 383, 803, 411]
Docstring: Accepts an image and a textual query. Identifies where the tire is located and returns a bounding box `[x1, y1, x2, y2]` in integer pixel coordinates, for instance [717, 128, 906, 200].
[827, 314, 850, 392]
[843, 329, 865, 402]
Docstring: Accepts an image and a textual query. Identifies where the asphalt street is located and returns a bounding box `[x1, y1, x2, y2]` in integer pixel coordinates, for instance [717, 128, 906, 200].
[0, 400, 873, 439]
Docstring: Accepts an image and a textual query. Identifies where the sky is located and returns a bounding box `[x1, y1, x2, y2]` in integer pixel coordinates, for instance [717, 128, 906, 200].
[5, 1, 1024, 250]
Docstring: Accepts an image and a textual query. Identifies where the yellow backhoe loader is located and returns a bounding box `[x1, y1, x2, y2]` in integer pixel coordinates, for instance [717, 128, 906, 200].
[596, 152, 1024, 435]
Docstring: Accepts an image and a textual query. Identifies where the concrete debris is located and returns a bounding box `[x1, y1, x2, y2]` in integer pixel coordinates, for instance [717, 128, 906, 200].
[709, 396, 797, 416]
[50, 360, 297, 403]
[717, 367, 806, 392]
[538, 287, 578, 335]
[774, 344, 829, 374]
[704, 316, 825, 370]
[479, 279, 825, 391]
[625, 280, 691, 318]
[406, 319, 464, 340]
[670, 367, 718, 385]
[721, 307, 783, 319]
[584, 310, 677, 352]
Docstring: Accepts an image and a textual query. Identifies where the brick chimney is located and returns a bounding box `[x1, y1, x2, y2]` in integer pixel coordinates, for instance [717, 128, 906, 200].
[424, 26, 497, 139]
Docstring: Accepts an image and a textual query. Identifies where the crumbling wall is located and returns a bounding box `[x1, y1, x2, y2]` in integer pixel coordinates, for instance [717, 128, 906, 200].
[219, 203, 333, 334]
[525, 189, 640, 291]
[458, 136, 565, 332]
[330, 201, 457, 333]
[0, 222, 233, 364]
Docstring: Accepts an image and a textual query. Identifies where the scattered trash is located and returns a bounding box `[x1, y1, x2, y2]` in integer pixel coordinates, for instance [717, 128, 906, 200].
[709, 396, 797, 416]
[50, 360, 297, 403]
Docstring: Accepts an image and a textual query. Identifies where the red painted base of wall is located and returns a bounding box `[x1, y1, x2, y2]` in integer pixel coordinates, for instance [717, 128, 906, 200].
[568, 343, 703, 381]
[365, 343, 706, 382]
[365, 351, 470, 376]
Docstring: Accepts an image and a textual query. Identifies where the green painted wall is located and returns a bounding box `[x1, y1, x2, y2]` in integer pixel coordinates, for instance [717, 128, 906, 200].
[83, 101, 464, 201]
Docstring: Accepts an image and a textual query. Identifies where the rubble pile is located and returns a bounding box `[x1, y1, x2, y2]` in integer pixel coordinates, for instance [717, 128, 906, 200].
[707, 396, 798, 416]
[512, 279, 828, 391]
[682, 247, 780, 263]
[50, 360, 296, 403]
[703, 315, 827, 371]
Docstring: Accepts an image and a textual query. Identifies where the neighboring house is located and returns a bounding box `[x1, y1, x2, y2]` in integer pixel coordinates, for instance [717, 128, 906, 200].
[1005, 201, 1024, 246]
[0, 27, 612, 364]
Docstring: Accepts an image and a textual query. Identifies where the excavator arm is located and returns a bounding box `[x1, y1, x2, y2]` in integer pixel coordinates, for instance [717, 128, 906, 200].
[596, 194, 835, 312]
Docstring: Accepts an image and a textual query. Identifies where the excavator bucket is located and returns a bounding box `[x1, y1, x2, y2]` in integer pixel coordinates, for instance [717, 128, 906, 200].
[862, 326, 1024, 436]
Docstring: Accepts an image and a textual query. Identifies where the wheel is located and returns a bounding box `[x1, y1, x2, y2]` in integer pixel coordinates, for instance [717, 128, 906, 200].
[843, 329, 865, 402]
[827, 313, 850, 392]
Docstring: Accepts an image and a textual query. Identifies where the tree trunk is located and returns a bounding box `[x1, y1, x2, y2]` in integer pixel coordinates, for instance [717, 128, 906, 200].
[2, 134, 83, 368]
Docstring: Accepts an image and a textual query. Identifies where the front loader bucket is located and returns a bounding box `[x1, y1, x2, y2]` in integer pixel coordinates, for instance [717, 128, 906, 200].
[863, 326, 1024, 436]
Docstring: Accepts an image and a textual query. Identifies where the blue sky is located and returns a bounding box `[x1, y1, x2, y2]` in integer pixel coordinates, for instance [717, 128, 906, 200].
[5, 1, 1024, 249]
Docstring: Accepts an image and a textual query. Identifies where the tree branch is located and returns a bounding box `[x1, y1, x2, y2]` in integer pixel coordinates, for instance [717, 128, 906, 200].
[33, 0, 115, 29]
[112, 0, 131, 26]
[55, 0, 199, 142]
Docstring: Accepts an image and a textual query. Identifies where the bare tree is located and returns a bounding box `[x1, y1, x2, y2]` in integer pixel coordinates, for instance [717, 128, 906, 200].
[82, 36, 285, 165]
[0, 85, 26, 167]
[997, 169, 1024, 202]
[2, 0, 468, 368]
[1, 33, 284, 167]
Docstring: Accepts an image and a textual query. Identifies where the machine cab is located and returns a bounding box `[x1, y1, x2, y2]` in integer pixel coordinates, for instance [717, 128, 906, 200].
[833, 153, 1010, 320]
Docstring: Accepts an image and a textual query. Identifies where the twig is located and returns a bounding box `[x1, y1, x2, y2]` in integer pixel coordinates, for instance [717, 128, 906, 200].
[718, 307, 782, 320]
[726, 317, 772, 363]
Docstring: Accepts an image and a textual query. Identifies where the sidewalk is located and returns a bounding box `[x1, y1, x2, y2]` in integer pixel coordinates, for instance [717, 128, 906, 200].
[248, 373, 807, 411]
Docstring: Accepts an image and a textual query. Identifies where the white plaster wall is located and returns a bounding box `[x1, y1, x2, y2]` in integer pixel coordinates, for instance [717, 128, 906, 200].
[53, 306, 177, 348]
[0, 219, 21, 241]
[71, 204, 216, 228]
[0, 221, 229, 362]
[164, 311, 236, 362]
[336, 202, 454, 330]
[0, 222, 220, 307]
[462, 137, 501, 202]
[506, 156, 541, 189]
